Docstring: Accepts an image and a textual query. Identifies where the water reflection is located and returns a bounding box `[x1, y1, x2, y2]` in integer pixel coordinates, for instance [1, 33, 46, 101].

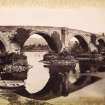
[14, 51, 101, 100]
[24, 51, 50, 94]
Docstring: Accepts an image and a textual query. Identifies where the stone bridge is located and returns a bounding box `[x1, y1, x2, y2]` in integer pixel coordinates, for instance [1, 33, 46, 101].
[0, 26, 105, 54]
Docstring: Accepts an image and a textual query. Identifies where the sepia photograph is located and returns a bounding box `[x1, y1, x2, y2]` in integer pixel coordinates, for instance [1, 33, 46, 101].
[0, 0, 105, 105]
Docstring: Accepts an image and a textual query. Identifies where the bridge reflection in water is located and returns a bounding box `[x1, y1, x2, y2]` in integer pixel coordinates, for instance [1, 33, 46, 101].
[13, 51, 100, 100]
[24, 51, 49, 94]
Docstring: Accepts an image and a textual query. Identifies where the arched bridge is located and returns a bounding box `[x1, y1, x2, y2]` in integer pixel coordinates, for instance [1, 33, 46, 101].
[0, 26, 105, 54]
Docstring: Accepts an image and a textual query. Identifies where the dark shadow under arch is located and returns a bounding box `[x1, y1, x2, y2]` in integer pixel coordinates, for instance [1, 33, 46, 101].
[0, 40, 6, 53]
[98, 39, 105, 47]
[97, 38, 105, 52]
[74, 35, 89, 52]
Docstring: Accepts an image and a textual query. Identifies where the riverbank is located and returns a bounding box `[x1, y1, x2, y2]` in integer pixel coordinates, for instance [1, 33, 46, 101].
[48, 97, 105, 105]
[0, 92, 52, 105]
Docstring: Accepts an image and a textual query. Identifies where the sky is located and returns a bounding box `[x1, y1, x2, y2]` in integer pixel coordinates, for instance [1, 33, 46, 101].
[24, 34, 47, 45]
[0, 7, 105, 34]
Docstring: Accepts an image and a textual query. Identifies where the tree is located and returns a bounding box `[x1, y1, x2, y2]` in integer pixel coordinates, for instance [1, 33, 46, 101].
[10, 28, 31, 51]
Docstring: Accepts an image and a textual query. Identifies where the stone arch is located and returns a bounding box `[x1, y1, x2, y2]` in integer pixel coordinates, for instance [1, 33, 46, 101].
[11, 28, 63, 53]
[74, 35, 89, 52]
[30, 31, 62, 53]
